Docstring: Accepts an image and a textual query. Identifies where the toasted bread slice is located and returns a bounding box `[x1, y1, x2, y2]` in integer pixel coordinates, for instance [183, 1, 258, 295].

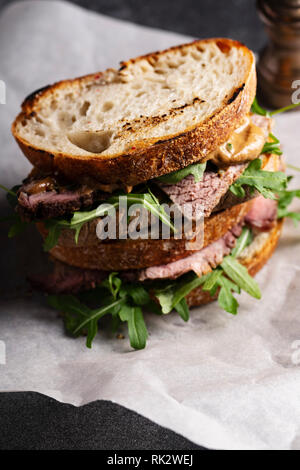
[186, 219, 283, 307]
[38, 200, 252, 271]
[12, 39, 256, 186]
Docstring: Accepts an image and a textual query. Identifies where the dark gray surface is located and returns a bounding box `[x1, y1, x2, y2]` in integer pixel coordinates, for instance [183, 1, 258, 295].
[0, 0, 265, 451]
[0, 393, 203, 450]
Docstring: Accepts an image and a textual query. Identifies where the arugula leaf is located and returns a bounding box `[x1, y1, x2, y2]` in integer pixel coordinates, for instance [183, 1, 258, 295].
[86, 319, 98, 348]
[261, 133, 283, 156]
[48, 295, 94, 341]
[102, 272, 122, 300]
[154, 285, 176, 314]
[230, 159, 287, 199]
[124, 284, 150, 306]
[0, 185, 30, 237]
[201, 228, 258, 314]
[251, 98, 270, 116]
[174, 298, 189, 322]
[48, 273, 151, 349]
[43, 220, 63, 251]
[155, 162, 207, 184]
[277, 188, 300, 225]
[251, 97, 300, 117]
[72, 298, 125, 335]
[0, 184, 18, 198]
[217, 277, 239, 315]
[221, 256, 261, 299]
[202, 269, 223, 292]
[286, 164, 300, 173]
[154, 273, 210, 317]
[119, 304, 148, 350]
[231, 227, 253, 258]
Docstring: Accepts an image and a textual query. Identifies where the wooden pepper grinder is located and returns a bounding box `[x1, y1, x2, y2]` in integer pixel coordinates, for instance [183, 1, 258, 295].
[257, 0, 300, 109]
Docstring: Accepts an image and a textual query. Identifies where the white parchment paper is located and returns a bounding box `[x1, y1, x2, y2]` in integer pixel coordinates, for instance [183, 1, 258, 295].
[0, 0, 300, 450]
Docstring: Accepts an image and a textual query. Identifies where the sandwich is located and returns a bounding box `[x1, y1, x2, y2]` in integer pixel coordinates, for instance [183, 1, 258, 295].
[4, 38, 300, 349]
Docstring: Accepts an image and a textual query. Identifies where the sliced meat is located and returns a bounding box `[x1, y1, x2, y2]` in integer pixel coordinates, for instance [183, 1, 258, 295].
[213, 186, 258, 213]
[18, 188, 95, 221]
[137, 224, 243, 281]
[157, 163, 247, 219]
[16, 172, 131, 221]
[244, 195, 277, 231]
[251, 114, 273, 137]
[28, 261, 106, 294]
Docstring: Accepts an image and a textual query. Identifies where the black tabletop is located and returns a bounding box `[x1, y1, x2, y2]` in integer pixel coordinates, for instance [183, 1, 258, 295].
[0, 0, 265, 451]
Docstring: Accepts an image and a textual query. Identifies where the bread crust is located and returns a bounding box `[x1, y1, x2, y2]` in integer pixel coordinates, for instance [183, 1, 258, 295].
[12, 39, 256, 186]
[38, 200, 254, 270]
[186, 219, 283, 307]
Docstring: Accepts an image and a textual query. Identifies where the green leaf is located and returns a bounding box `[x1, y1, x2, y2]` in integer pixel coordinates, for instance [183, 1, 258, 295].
[277, 188, 300, 224]
[8, 216, 28, 238]
[86, 319, 98, 349]
[218, 275, 240, 294]
[279, 211, 300, 226]
[0, 183, 18, 198]
[261, 133, 282, 156]
[154, 285, 175, 314]
[277, 189, 300, 211]
[251, 97, 300, 117]
[269, 103, 300, 116]
[230, 158, 287, 200]
[174, 298, 190, 322]
[170, 274, 209, 311]
[48, 295, 94, 341]
[119, 304, 148, 350]
[231, 227, 253, 258]
[154, 273, 209, 315]
[102, 272, 122, 300]
[229, 183, 246, 198]
[73, 298, 125, 334]
[124, 284, 150, 306]
[202, 269, 223, 292]
[218, 284, 239, 315]
[221, 256, 261, 299]
[144, 299, 163, 316]
[155, 162, 207, 184]
[111, 312, 121, 333]
[43, 221, 62, 251]
[251, 97, 269, 116]
[47, 295, 92, 317]
[286, 164, 300, 173]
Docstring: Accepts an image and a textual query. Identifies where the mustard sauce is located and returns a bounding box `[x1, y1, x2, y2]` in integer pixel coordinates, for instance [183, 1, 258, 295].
[208, 116, 266, 166]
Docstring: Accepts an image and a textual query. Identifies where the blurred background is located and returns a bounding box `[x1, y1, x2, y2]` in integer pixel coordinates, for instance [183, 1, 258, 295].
[0, 0, 265, 51]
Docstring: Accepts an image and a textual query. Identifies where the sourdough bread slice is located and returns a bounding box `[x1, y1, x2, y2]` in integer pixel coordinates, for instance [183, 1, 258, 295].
[12, 39, 256, 186]
[38, 200, 252, 271]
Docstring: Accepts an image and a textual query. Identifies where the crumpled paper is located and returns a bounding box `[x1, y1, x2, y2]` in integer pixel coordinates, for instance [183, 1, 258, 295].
[0, 0, 300, 451]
